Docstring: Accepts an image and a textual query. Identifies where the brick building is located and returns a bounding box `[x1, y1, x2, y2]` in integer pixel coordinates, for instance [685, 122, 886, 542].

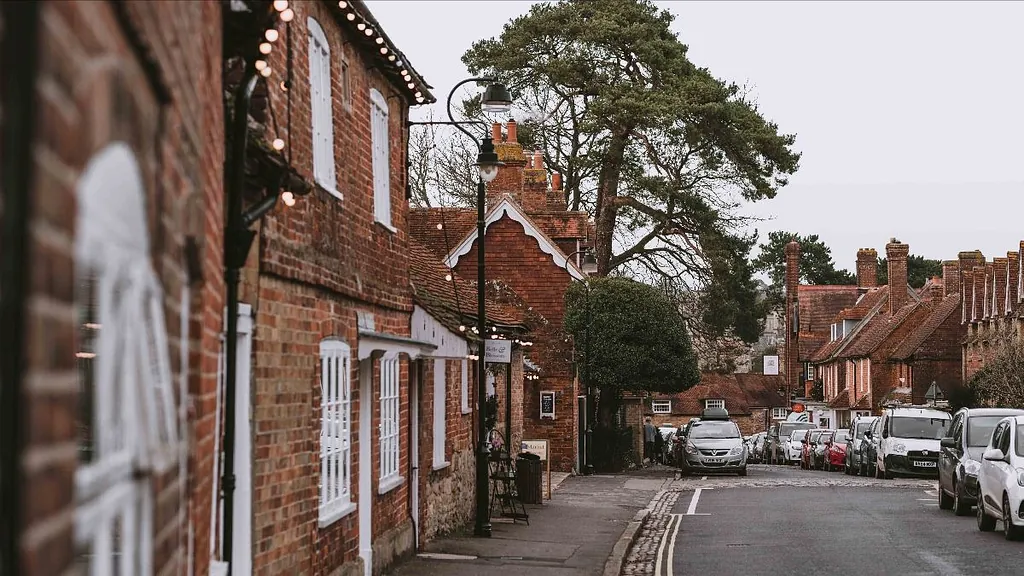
[645, 373, 788, 436]
[963, 242, 1024, 382]
[1, 1, 224, 575]
[410, 121, 592, 473]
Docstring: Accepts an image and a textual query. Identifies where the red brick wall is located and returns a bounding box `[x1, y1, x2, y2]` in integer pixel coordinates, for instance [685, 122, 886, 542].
[784, 242, 800, 398]
[17, 2, 222, 575]
[857, 248, 878, 288]
[453, 216, 579, 471]
[886, 241, 909, 315]
[994, 258, 1008, 317]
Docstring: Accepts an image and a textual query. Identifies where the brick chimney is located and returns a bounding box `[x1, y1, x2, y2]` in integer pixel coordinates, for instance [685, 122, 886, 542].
[856, 248, 878, 289]
[993, 257, 1008, 317]
[941, 260, 960, 298]
[924, 277, 944, 302]
[1007, 251, 1019, 315]
[547, 173, 567, 210]
[886, 239, 910, 315]
[982, 263, 995, 318]
[971, 265, 986, 322]
[486, 121, 528, 210]
[784, 241, 800, 400]
[961, 268, 973, 324]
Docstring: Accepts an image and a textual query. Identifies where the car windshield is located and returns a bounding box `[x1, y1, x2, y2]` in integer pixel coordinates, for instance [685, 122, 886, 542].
[779, 423, 814, 438]
[968, 415, 1011, 448]
[1017, 425, 1024, 458]
[817, 433, 832, 444]
[808, 431, 823, 442]
[790, 430, 808, 442]
[689, 420, 740, 439]
[833, 431, 849, 443]
[855, 422, 873, 438]
[890, 416, 949, 440]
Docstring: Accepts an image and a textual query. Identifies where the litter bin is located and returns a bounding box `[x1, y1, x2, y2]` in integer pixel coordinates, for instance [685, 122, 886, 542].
[516, 453, 543, 504]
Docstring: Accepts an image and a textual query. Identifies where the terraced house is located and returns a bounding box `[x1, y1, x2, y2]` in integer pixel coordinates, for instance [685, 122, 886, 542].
[962, 242, 1024, 381]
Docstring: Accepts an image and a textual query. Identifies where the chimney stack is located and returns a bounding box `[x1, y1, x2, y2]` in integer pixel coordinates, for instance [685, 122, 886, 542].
[856, 248, 878, 289]
[506, 119, 517, 143]
[925, 277, 944, 302]
[971, 265, 986, 322]
[784, 241, 801, 399]
[491, 122, 502, 142]
[484, 122, 528, 210]
[886, 238, 910, 315]
[961, 268, 973, 324]
[993, 257, 1008, 317]
[941, 260, 960, 298]
[1007, 251, 1020, 315]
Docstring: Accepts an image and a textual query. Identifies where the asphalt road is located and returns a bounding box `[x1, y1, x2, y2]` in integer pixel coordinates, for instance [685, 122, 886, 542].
[627, 464, 1024, 576]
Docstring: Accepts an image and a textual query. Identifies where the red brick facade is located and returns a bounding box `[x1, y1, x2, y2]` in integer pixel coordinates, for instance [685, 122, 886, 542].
[963, 242, 1024, 384]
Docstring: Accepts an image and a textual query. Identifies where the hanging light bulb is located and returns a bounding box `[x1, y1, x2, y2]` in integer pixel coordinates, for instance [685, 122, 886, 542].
[445, 274, 452, 282]
[338, 0, 348, 7]
[279, 80, 289, 92]
[357, 22, 366, 31]
[435, 223, 443, 230]
[260, 66, 272, 78]
[387, 54, 396, 62]
[459, 325, 466, 332]
[364, 27, 373, 36]
[380, 47, 388, 55]
[414, 91, 422, 98]
[255, 59, 267, 71]
[273, 0, 288, 11]
[416, 97, 424, 103]
[272, 138, 285, 151]
[375, 37, 384, 45]
[259, 42, 272, 55]
[265, 29, 280, 42]
[281, 191, 296, 206]
[346, 12, 356, 21]
[280, 8, 294, 22]
[407, 82, 415, 89]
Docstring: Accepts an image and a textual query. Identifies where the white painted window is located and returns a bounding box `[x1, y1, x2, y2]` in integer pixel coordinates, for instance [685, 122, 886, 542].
[651, 400, 671, 414]
[319, 340, 353, 525]
[771, 407, 789, 420]
[461, 359, 471, 414]
[704, 399, 725, 410]
[379, 356, 401, 486]
[307, 17, 339, 199]
[73, 143, 179, 574]
[370, 88, 392, 228]
[433, 360, 447, 468]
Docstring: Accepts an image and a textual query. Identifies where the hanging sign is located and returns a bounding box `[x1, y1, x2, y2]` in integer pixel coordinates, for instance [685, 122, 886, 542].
[763, 355, 779, 375]
[484, 339, 512, 363]
[540, 391, 555, 419]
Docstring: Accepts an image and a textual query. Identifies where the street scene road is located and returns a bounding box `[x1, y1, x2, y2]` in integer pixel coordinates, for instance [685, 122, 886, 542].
[624, 465, 1022, 576]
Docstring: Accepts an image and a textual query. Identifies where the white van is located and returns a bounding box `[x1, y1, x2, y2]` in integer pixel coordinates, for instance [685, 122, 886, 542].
[871, 407, 951, 479]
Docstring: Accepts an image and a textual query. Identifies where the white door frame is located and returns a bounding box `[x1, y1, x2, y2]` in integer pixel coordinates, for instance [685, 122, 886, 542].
[410, 360, 420, 549]
[358, 359, 373, 576]
[232, 304, 254, 576]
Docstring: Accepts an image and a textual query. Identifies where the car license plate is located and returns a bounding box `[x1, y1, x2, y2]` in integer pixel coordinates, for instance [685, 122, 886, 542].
[704, 458, 724, 464]
[914, 461, 936, 468]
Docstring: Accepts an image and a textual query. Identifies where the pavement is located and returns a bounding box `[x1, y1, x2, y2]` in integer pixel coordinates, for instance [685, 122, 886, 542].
[387, 466, 673, 576]
[625, 463, 1024, 576]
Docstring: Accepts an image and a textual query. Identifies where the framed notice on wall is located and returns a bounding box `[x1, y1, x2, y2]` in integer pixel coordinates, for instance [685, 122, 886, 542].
[540, 391, 555, 419]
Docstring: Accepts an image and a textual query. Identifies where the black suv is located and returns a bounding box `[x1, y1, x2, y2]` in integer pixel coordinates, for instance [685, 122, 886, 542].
[938, 407, 1024, 515]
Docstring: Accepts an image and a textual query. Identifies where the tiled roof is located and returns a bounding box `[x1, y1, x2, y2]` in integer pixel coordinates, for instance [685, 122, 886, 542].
[838, 301, 922, 359]
[734, 373, 788, 408]
[853, 395, 871, 410]
[797, 285, 862, 360]
[836, 287, 888, 321]
[529, 211, 590, 240]
[809, 338, 843, 363]
[651, 372, 755, 416]
[408, 207, 476, 259]
[408, 240, 526, 334]
[828, 389, 852, 409]
[889, 294, 961, 361]
[810, 288, 890, 363]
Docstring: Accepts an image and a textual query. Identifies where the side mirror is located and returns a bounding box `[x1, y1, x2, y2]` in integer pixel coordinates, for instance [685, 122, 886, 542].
[983, 448, 1005, 462]
[863, 430, 872, 438]
[940, 437, 956, 449]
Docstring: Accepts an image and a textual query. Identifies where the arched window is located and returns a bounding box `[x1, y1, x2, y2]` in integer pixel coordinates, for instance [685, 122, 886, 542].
[73, 142, 178, 574]
[308, 17, 339, 199]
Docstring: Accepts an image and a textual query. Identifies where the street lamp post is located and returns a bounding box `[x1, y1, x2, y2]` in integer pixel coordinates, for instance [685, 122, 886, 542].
[564, 249, 598, 475]
[442, 76, 512, 538]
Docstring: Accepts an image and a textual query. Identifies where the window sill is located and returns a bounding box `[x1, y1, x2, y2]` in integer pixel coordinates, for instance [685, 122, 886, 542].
[378, 474, 405, 495]
[210, 561, 229, 576]
[375, 219, 397, 234]
[318, 501, 357, 528]
[316, 179, 343, 201]
[461, 407, 473, 415]
[432, 461, 451, 472]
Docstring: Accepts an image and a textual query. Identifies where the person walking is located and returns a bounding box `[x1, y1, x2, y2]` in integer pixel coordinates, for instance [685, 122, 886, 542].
[643, 417, 656, 466]
[653, 427, 664, 465]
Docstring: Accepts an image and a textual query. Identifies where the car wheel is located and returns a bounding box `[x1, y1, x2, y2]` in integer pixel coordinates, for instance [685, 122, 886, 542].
[738, 467, 747, 477]
[1004, 494, 1022, 541]
[953, 481, 972, 516]
[938, 483, 954, 510]
[859, 461, 866, 477]
[884, 468, 894, 480]
[978, 499, 997, 532]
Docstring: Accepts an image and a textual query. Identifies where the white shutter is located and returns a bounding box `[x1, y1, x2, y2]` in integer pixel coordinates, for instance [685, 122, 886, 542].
[370, 89, 391, 227]
[460, 359, 470, 414]
[308, 18, 337, 197]
[433, 360, 446, 467]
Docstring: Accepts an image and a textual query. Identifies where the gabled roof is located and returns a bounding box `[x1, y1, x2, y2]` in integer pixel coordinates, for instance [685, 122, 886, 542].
[408, 207, 476, 260]
[652, 373, 754, 416]
[443, 196, 585, 279]
[734, 373, 788, 408]
[811, 287, 890, 363]
[838, 301, 923, 359]
[796, 285, 862, 360]
[836, 286, 888, 321]
[828, 389, 852, 409]
[889, 294, 961, 361]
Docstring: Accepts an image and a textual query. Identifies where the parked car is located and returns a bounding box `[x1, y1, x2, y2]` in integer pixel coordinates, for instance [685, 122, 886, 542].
[824, 430, 850, 472]
[749, 432, 767, 463]
[661, 429, 677, 465]
[939, 408, 1024, 516]
[672, 418, 701, 466]
[844, 416, 877, 476]
[767, 421, 817, 465]
[872, 407, 951, 479]
[811, 430, 834, 470]
[861, 416, 884, 477]
[801, 429, 826, 469]
[678, 408, 747, 476]
[976, 415, 1024, 540]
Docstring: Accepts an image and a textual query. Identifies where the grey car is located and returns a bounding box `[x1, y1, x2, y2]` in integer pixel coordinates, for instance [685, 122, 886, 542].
[844, 416, 877, 475]
[938, 407, 1024, 515]
[679, 415, 747, 476]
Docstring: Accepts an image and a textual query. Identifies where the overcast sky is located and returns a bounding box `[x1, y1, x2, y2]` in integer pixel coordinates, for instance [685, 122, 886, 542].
[369, 0, 1024, 272]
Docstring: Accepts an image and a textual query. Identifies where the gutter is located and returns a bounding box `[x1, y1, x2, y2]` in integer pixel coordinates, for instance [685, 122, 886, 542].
[0, 3, 41, 574]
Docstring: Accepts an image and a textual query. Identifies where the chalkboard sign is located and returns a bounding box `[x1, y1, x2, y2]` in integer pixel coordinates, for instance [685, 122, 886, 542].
[540, 391, 555, 419]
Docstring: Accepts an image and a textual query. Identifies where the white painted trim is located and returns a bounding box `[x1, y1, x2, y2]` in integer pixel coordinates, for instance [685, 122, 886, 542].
[432, 462, 452, 471]
[412, 306, 469, 359]
[410, 361, 420, 547]
[358, 360, 373, 576]
[432, 360, 447, 467]
[358, 331, 436, 361]
[378, 474, 406, 495]
[317, 502, 357, 528]
[443, 197, 585, 280]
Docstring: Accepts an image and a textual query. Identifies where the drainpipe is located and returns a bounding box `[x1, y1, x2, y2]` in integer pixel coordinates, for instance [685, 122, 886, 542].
[0, 3, 40, 575]
[221, 55, 259, 575]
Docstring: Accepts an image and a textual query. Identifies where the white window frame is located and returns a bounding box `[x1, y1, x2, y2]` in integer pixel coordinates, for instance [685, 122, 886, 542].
[307, 17, 340, 199]
[319, 339, 355, 526]
[651, 400, 671, 414]
[370, 88, 393, 230]
[460, 359, 471, 414]
[73, 143, 180, 574]
[704, 399, 725, 410]
[433, 360, 449, 469]
[378, 355, 402, 493]
[771, 407, 789, 420]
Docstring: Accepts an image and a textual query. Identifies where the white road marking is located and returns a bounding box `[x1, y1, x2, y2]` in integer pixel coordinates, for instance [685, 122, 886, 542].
[417, 552, 478, 560]
[654, 514, 677, 576]
[685, 488, 710, 515]
[665, 513, 683, 576]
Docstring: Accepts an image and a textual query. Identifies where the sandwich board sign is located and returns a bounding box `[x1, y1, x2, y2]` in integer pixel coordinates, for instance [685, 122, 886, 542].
[521, 439, 551, 500]
[763, 355, 779, 375]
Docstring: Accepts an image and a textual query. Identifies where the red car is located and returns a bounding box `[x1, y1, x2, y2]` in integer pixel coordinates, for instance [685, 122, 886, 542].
[801, 430, 827, 469]
[824, 429, 850, 472]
